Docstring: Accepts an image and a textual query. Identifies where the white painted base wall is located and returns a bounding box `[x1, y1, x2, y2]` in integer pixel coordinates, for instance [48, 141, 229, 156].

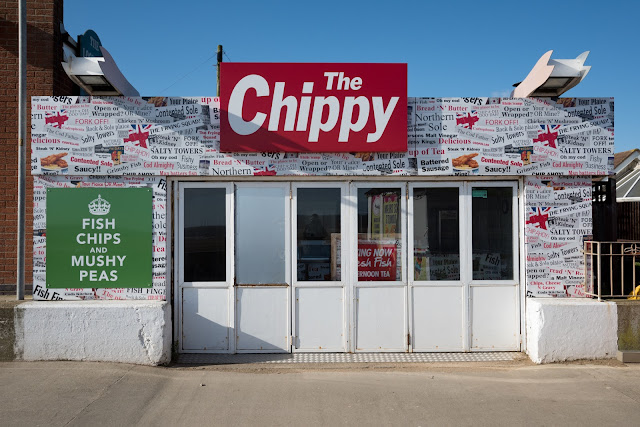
[526, 298, 618, 364]
[15, 301, 171, 365]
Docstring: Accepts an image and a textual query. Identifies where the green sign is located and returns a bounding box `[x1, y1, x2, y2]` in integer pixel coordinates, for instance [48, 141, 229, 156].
[46, 188, 152, 288]
[472, 189, 488, 198]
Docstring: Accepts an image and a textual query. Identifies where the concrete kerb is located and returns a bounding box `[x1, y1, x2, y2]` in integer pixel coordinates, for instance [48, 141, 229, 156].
[0, 297, 25, 361]
[616, 301, 640, 351]
[9, 300, 171, 365]
[2, 296, 635, 365]
[526, 298, 618, 364]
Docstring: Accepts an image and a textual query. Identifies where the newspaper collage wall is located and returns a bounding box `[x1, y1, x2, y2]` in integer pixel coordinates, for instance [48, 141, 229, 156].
[30, 96, 614, 300]
[410, 97, 614, 176]
[32, 175, 167, 301]
[525, 176, 592, 297]
[32, 96, 614, 177]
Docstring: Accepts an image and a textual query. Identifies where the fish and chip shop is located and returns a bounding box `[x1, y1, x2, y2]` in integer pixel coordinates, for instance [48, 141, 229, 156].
[30, 63, 615, 357]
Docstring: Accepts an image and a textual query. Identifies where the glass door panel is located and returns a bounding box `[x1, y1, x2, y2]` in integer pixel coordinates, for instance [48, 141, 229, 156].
[296, 188, 341, 282]
[183, 188, 227, 283]
[356, 187, 403, 282]
[412, 187, 461, 282]
[471, 187, 514, 281]
[235, 186, 288, 285]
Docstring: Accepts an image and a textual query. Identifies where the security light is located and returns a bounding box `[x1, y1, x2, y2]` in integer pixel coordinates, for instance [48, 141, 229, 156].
[62, 46, 139, 96]
[73, 75, 121, 95]
[76, 75, 109, 86]
[511, 51, 591, 98]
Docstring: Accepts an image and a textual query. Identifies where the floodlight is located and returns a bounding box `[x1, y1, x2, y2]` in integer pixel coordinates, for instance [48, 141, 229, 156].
[62, 46, 139, 96]
[512, 51, 591, 98]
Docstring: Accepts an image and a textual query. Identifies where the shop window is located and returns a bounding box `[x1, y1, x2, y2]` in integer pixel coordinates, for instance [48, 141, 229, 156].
[357, 187, 402, 281]
[472, 187, 513, 280]
[235, 186, 287, 284]
[413, 188, 460, 281]
[297, 188, 341, 281]
[183, 188, 226, 282]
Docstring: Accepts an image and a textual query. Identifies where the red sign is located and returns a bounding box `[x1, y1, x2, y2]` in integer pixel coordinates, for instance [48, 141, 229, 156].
[220, 63, 407, 153]
[358, 242, 397, 281]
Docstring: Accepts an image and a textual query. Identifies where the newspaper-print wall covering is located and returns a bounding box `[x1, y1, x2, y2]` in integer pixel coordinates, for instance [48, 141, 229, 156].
[33, 175, 167, 301]
[33, 173, 590, 300]
[31, 96, 614, 176]
[525, 176, 592, 297]
[30, 96, 613, 300]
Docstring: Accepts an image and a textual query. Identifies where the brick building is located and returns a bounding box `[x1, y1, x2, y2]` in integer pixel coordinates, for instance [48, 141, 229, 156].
[0, 0, 76, 294]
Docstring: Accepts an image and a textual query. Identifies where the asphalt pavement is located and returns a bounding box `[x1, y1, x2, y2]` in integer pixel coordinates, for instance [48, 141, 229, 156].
[2, 358, 640, 426]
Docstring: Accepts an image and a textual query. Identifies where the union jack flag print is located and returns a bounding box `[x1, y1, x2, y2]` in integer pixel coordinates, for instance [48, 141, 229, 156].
[123, 124, 152, 148]
[533, 125, 561, 149]
[253, 164, 277, 176]
[527, 207, 552, 230]
[45, 109, 69, 128]
[456, 110, 479, 129]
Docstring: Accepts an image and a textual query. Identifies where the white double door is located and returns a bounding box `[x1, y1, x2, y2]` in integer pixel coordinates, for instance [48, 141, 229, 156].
[177, 181, 520, 353]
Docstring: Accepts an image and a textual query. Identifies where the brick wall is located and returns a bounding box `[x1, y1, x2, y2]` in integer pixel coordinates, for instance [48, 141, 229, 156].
[0, 0, 76, 294]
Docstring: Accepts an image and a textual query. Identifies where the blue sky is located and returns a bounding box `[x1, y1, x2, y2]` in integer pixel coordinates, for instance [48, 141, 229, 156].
[65, 0, 637, 152]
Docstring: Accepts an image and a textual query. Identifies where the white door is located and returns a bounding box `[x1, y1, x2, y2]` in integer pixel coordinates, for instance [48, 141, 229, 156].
[291, 183, 348, 352]
[408, 182, 467, 351]
[177, 183, 234, 353]
[178, 180, 519, 354]
[350, 182, 408, 352]
[234, 183, 291, 353]
[467, 182, 520, 350]
[408, 181, 520, 352]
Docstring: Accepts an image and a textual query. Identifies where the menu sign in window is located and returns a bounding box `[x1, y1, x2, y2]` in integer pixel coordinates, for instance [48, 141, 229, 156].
[46, 188, 152, 288]
[358, 242, 398, 281]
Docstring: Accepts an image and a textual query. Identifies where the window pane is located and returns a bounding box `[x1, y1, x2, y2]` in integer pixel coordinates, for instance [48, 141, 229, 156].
[184, 188, 226, 282]
[413, 188, 460, 281]
[628, 179, 640, 198]
[472, 187, 513, 280]
[617, 170, 640, 197]
[357, 187, 402, 281]
[236, 186, 286, 284]
[297, 188, 341, 281]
